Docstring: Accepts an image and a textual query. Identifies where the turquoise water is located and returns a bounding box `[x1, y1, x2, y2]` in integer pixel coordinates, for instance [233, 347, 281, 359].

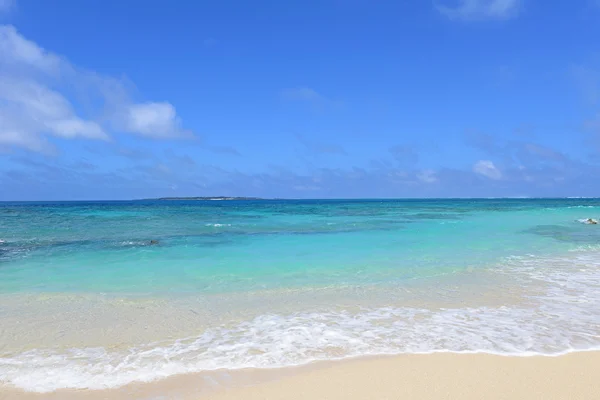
[1, 199, 600, 392]
[1, 199, 599, 293]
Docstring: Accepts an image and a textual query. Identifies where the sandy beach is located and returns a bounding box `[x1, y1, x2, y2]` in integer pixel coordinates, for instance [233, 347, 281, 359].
[3, 352, 599, 400]
[205, 352, 600, 400]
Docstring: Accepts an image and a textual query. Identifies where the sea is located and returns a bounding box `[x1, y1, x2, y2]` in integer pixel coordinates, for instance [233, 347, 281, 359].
[0, 198, 599, 393]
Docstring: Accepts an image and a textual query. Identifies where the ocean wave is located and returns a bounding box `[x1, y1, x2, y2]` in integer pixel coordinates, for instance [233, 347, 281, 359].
[116, 240, 162, 248]
[577, 218, 598, 225]
[569, 244, 600, 252]
[119, 240, 148, 246]
[1, 251, 600, 393]
[205, 223, 232, 227]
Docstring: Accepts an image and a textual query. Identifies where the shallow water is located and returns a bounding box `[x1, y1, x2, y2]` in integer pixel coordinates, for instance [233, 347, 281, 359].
[1, 199, 600, 392]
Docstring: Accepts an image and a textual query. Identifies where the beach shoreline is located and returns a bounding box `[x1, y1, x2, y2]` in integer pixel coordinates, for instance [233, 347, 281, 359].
[3, 351, 600, 399]
[2, 200, 600, 398]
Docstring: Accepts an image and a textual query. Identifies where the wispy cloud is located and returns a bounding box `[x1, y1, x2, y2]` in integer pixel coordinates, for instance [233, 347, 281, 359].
[164, 149, 196, 169]
[282, 87, 324, 102]
[281, 87, 342, 111]
[465, 131, 570, 167]
[4, 146, 600, 200]
[473, 160, 503, 179]
[417, 169, 438, 183]
[436, 0, 521, 21]
[0, 25, 191, 154]
[0, 77, 109, 153]
[464, 131, 585, 188]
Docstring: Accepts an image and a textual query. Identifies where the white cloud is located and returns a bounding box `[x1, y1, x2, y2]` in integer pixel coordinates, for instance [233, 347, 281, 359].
[0, 0, 15, 14]
[123, 102, 190, 139]
[473, 160, 503, 179]
[48, 119, 106, 139]
[417, 169, 438, 183]
[0, 24, 190, 153]
[0, 25, 61, 73]
[0, 77, 108, 153]
[0, 126, 51, 153]
[437, 0, 521, 20]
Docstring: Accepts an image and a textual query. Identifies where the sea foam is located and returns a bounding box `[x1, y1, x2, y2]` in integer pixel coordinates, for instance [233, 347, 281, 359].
[1, 250, 600, 393]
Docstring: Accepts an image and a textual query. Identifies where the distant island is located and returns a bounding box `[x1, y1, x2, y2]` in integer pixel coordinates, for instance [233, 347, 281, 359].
[155, 196, 264, 201]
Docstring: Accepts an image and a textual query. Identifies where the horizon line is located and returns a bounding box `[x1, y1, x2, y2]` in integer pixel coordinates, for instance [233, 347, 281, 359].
[1, 196, 599, 203]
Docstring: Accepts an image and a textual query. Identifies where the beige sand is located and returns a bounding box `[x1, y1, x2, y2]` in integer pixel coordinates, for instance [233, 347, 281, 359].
[2, 352, 600, 400]
[205, 352, 600, 400]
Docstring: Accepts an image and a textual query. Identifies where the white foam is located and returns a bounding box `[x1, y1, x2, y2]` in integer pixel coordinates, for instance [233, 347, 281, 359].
[2, 251, 600, 393]
[577, 218, 598, 224]
[569, 244, 600, 252]
[118, 240, 154, 247]
[205, 223, 232, 227]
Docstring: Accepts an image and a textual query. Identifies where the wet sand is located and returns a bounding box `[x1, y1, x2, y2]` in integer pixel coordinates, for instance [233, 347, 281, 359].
[3, 352, 600, 400]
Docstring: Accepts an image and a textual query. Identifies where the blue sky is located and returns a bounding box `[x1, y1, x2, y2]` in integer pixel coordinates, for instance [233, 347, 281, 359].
[1, 0, 600, 200]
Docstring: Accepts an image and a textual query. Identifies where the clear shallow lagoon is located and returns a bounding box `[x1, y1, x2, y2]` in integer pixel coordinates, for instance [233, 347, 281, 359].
[1, 199, 600, 392]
